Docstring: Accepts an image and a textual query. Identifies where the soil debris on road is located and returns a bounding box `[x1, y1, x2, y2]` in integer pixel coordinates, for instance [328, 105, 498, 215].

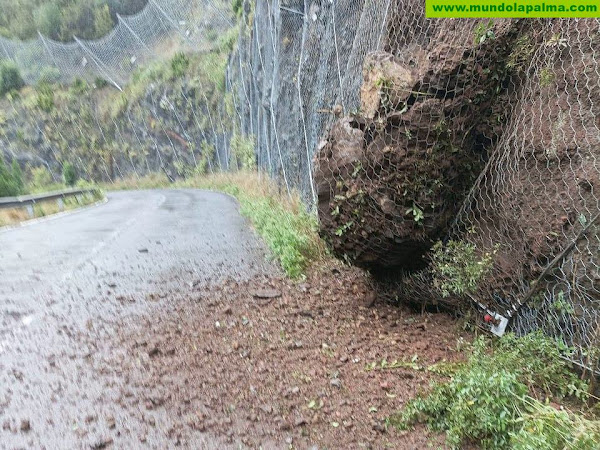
[88, 262, 464, 448]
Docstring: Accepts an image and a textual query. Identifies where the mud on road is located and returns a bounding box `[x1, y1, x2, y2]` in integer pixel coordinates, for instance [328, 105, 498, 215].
[1, 190, 464, 449]
[82, 264, 463, 449]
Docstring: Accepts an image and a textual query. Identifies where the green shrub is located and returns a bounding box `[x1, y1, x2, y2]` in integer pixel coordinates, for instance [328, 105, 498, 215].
[0, 61, 24, 96]
[430, 240, 496, 298]
[62, 162, 77, 186]
[39, 67, 61, 84]
[70, 78, 89, 95]
[393, 333, 591, 449]
[230, 133, 256, 170]
[0, 158, 24, 196]
[93, 4, 114, 37]
[28, 166, 55, 192]
[232, 0, 243, 16]
[33, 3, 61, 39]
[511, 401, 600, 450]
[36, 82, 55, 112]
[170, 52, 190, 79]
[94, 77, 109, 89]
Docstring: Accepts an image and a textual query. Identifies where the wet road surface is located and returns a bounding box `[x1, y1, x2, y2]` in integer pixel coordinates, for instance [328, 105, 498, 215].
[0, 189, 272, 449]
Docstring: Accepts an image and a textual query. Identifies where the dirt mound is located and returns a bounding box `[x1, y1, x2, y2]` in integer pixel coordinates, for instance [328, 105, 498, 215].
[314, 20, 526, 271]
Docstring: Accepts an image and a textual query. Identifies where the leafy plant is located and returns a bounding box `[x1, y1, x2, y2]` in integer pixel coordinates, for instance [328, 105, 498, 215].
[511, 400, 600, 449]
[539, 67, 556, 87]
[474, 20, 495, 45]
[406, 203, 424, 224]
[430, 240, 496, 298]
[170, 52, 190, 79]
[0, 158, 24, 197]
[28, 166, 55, 192]
[392, 333, 591, 450]
[0, 61, 24, 97]
[230, 133, 256, 170]
[232, 0, 243, 17]
[62, 162, 77, 186]
[94, 77, 109, 89]
[36, 82, 55, 112]
[335, 221, 354, 237]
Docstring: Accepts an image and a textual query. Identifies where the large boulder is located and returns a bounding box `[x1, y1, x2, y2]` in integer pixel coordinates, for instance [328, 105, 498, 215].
[315, 19, 528, 272]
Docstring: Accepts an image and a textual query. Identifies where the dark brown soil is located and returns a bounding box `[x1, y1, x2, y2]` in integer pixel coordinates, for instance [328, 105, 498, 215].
[88, 263, 465, 448]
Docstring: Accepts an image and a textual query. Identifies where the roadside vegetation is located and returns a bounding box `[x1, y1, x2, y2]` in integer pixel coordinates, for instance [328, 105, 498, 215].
[391, 332, 600, 449]
[0, 160, 89, 196]
[0, 161, 104, 226]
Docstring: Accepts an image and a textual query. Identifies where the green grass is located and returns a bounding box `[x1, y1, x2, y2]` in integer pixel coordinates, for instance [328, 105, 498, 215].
[390, 332, 597, 449]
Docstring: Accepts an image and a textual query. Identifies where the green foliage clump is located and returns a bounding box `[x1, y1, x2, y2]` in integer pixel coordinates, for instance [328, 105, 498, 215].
[511, 402, 600, 449]
[36, 82, 55, 112]
[62, 162, 77, 186]
[474, 19, 495, 45]
[94, 77, 109, 89]
[0, 158, 24, 196]
[70, 78, 89, 95]
[170, 52, 190, 79]
[0, 61, 24, 97]
[393, 332, 592, 450]
[230, 133, 256, 170]
[33, 3, 61, 39]
[0, 0, 146, 41]
[539, 67, 556, 88]
[232, 0, 243, 17]
[39, 66, 61, 85]
[28, 166, 58, 192]
[430, 240, 496, 298]
[236, 194, 317, 278]
[93, 4, 114, 38]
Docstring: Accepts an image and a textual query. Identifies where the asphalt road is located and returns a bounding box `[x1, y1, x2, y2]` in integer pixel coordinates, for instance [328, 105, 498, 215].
[0, 189, 272, 449]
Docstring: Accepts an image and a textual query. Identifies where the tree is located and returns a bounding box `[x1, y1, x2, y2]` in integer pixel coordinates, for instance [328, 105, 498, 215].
[62, 162, 77, 186]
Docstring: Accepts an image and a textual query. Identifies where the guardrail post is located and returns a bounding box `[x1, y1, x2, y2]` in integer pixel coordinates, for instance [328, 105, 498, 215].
[57, 198, 64, 212]
[76, 194, 83, 204]
[26, 204, 34, 219]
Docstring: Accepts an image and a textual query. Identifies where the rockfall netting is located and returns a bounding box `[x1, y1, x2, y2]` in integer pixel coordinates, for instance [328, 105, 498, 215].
[1, 0, 599, 369]
[0, 0, 232, 89]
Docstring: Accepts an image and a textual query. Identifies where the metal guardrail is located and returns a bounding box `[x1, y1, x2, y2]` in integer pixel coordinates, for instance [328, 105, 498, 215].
[0, 188, 101, 216]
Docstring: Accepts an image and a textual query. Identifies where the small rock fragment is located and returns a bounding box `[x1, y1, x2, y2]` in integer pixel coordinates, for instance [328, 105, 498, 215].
[20, 419, 30, 432]
[251, 288, 282, 299]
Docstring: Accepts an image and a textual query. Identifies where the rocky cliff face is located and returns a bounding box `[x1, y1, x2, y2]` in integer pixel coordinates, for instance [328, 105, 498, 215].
[0, 52, 227, 182]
